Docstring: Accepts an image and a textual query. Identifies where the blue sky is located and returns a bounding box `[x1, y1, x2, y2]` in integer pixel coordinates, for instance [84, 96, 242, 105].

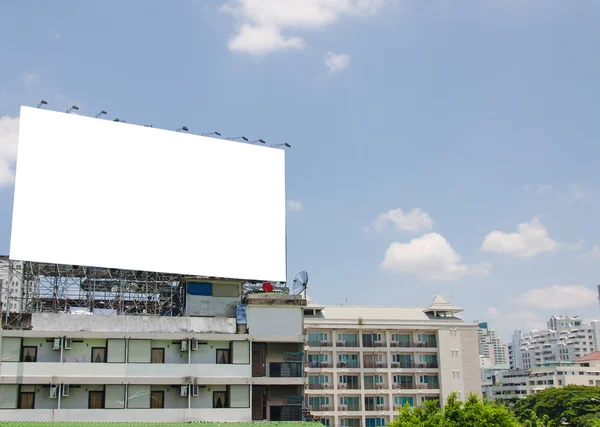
[1, 0, 599, 340]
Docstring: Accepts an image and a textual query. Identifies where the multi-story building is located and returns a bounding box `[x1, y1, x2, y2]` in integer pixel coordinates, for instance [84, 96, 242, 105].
[0, 257, 33, 314]
[303, 295, 481, 427]
[485, 351, 600, 400]
[0, 265, 306, 423]
[509, 316, 600, 370]
[476, 321, 508, 366]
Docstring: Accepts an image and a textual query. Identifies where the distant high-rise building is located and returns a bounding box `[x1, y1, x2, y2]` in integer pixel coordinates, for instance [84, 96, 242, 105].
[475, 321, 508, 366]
[509, 315, 600, 370]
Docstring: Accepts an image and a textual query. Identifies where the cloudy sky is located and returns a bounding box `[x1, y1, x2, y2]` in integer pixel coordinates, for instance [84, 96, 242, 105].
[1, 0, 599, 340]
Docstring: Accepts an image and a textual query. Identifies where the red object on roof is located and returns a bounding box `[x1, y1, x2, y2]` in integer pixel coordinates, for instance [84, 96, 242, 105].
[575, 351, 600, 362]
[262, 282, 273, 293]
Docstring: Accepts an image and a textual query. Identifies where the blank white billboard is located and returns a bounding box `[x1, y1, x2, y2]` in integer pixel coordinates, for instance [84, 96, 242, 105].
[10, 106, 286, 281]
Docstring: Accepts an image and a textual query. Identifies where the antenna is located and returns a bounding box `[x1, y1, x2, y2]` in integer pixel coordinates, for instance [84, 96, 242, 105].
[291, 271, 308, 297]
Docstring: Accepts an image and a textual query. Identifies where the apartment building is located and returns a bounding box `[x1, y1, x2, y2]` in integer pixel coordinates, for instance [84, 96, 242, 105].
[485, 351, 600, 400]
[509, 316, 600, 370]
[476, 321, 508, 366]
[303, 295, 481, 427]
[0, 274, 305, 423]
[0, 257, 35, 314]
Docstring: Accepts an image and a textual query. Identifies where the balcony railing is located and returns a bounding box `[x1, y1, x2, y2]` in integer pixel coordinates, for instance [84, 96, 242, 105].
[364, 383, 386, 390]
[338, 404, 361, 412]
[390, 341, 437, 348]
[391, 362, 437, 369]
[363, 341, 387, 348]
[390, 341, 413, 348]
[392, 383, 415, 390]
[310, 405, 333, 412]
[417, 383, 439, 390]
[336, 341, 359, 348]
[338, 382, 361, 390]
[364, 404, 389, 411]
[306, 361, 333, 368]
[391, 361, 413, 369]
[307, 340, 333, 348]
[363, 360, 388, 369]
[337, 361, 359, 369]
[284, 352, 304, 362]
[307, 383, 331, 390]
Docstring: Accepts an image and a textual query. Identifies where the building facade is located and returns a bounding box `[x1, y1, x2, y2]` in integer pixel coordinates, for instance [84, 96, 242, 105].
[476, 321, 508, 366]
[303, 295, 481, 427]
[509, 316, 600, 370]
[484, 351, 600, 400]
[0, 277, 306, 423]
[0, 258, 35, 314]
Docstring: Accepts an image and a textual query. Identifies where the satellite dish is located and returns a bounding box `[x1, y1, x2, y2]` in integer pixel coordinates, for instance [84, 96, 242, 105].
[291, 271, 309, 295]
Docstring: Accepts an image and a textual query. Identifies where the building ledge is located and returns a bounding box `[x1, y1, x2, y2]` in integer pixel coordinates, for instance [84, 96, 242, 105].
[244, 293, 307, 307]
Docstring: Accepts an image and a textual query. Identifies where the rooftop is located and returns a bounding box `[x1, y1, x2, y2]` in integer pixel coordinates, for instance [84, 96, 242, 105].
[575, 351, 600, 362]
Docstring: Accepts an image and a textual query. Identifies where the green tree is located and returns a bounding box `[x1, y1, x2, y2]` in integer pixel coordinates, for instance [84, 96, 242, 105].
[512, 386, 600, 427]
[389, 392, 520, 427]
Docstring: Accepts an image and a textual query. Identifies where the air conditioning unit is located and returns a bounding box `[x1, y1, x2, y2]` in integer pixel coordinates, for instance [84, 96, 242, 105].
[62, 384, 70, 397]
[180, 385, 188, 397]
[53, 338, 61, 350]
[49, 385, 58, 399]
[64, 338, 72, 350]
[191, 340, 199, 351]
[191, 385, 199, 396]
[181, 340, 188, 352]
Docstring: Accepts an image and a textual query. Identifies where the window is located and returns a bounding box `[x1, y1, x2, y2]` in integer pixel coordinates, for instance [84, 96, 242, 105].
[418, 354, 438, 367]
[309, 396, 330, 406]
[151, 391, 165, 409]
[151, 348, 165, 364]
[216, 349, 230, 364]
[337, 333, 358, 347]
[270, 362, 302, 377]
[18, 391, 35, 409]
[88, 390, 105, 409]
[21, 346, 37, 363]
[309, 375, 329, 385]
[341, 419, 361, 427]
[339, 396, 360, 410]
[91, 347, 107, 363]
[395, 396, 413, 407]
[366, 418, 386, 427]
[338, 353, 359, 368]
[321, 419, 331, 427]
[391, 334, 411, 347]
[417, 334, 437, 347]
[213, 391, 228, 408]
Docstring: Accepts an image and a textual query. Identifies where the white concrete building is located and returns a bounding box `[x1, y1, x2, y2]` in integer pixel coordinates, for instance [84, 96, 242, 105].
[509, 316, 600, 370]
[0, 278, 306, 423]
[303, 295, 481, 427]
[476, 321, 508, 366]
[485, 351, 600, 400]
[0, 258, 34, 314]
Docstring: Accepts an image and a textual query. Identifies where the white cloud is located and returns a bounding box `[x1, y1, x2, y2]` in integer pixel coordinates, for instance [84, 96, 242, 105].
[24, 73, 40, 87]
[364, 208, 434, 233]
[0, 115, 19, 186]
[221, 0, 387, 55]
[585, 245, 600, 262]
[559, 184, 586, 202]
[537, 184, 553, 194]
[286, 199, 304, 212]
[228, 25, 305, 54]
[380, 232, 490, 281]
[324, 52, 351, 73]
[516, 285, 597, 309]
[487, 306, 545, 332]
[481, 217, 558, 258]
[51, 32, 61, 40]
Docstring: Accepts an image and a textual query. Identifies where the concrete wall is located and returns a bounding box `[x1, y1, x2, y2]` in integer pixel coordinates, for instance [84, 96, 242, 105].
[31, 313, 236, 334]
[151, 339, 188, 364]
[60, 385, 104, 409]
[0, 408, 252, 422]
[460, 328, 482, 398]
[185, 295, 239, 317]
[437, 328, 465, 405]
[247, 307, 303, 336]
[190, 341, 231, 364]
[22, 337, 60, 363]
[22, 385, 58, 409]
[63, 339, 107, 363]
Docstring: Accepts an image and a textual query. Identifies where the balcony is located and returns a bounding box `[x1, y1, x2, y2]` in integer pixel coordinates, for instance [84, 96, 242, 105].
[365, 404, 389, 411]
[391, 362, 437, 369]
[391, 361, 413, 369]
[390, 341, 412, 348]
[338, 382, 361, 390]
[363, 360, 388, 369]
